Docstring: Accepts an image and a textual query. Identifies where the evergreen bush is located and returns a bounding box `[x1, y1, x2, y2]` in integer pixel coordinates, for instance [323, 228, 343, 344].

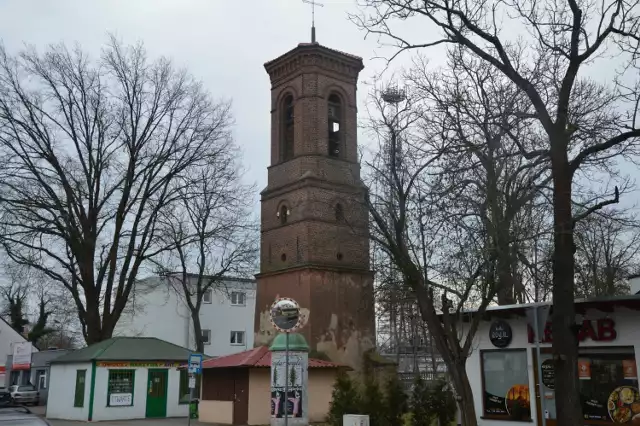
[383, 374, 408, 426]
[328, 371, 361, 426]
[361, 373, 385, 426]
[425, 379, 457, 426]
[410, 375, 433, 426]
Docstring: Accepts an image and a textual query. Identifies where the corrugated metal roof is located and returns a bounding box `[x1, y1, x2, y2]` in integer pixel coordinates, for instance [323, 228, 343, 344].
[51, 337, 203, 364]
[202, 346, 345, 369]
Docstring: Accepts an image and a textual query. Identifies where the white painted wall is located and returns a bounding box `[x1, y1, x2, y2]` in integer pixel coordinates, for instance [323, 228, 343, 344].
[46, 362, 92, 421]
[115, 276, 256, 357]
[0, 319, 37, 374]
[91, 366, 188, 421]
[464, 306, 640, 426]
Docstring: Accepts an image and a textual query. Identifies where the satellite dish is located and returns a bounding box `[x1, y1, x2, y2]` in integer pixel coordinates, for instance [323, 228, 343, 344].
[270, 298, 301, 332]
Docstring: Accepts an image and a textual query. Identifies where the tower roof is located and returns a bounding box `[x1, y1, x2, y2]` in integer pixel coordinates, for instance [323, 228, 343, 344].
[264, 42, 364, 85]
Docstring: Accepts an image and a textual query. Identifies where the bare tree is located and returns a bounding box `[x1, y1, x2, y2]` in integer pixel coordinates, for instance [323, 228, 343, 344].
[0, 36, 235, 344]
[364, 50, 550, 424]
[354, 1, 640, 422]
[574, 208, 640, 297]
[152, 152, 258, 353]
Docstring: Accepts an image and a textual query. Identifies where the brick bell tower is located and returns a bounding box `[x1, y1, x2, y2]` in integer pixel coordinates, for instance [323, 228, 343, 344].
[253, 40, 375, 369]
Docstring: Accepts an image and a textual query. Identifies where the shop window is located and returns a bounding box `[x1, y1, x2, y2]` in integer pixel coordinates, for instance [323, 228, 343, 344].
[576, 347, 638, 423]
[73, 369, 86, 408]
[178, 369, 201, 404]
[107, 370, 135, 407]
[481, 350, 531, 420]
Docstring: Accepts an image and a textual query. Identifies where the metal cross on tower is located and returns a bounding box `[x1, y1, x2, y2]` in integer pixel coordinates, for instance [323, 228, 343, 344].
[302, 0, 324, 43]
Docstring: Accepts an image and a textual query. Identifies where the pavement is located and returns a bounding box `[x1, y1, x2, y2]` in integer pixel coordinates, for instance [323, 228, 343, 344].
[47, 419, 204, 426]
[31, 405, 207, 426]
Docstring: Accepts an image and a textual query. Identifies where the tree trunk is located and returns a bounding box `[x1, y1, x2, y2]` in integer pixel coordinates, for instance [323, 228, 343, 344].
[192, 312, 204, 353]
[448, 360, 477, 426]
[550, 143, 583, 425]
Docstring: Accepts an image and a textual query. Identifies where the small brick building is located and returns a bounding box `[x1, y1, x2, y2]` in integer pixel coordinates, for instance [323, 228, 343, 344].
[254, 41, 376, 371]
[198, 345, 344, 425]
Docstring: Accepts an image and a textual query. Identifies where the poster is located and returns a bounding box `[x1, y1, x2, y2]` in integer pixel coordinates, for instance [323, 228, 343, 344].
[109, 393, 132, 406]
[270, 352, 305, 419]
[12, 342, 32, 371]
[578, 359, 591, 380]
[623, 360, 638, 380]
[271, 390, 303, 418]
[541, 359, 555, 390]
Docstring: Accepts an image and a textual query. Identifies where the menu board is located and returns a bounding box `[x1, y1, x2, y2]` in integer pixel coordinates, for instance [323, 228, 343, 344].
[541, 359, 555, 390]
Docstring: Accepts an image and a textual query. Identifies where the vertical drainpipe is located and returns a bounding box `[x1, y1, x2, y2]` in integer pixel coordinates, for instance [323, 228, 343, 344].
[88, 361, 97, 421]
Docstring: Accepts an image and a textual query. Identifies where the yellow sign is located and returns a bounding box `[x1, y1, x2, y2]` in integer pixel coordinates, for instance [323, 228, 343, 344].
[97, 361, 186, 368]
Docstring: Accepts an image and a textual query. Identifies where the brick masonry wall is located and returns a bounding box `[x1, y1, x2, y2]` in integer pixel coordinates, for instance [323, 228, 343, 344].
[256, 44, 375, 369]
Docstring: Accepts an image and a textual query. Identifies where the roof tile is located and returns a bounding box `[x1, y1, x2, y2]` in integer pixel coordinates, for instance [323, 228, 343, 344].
[202, 346, 345, 369]
[51, 337, 204, 364]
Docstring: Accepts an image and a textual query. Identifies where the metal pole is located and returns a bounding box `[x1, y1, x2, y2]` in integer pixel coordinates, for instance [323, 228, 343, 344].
[534, 308, 547, 426]
[284, 332, 290, 426]
[187, 373, 194, 426]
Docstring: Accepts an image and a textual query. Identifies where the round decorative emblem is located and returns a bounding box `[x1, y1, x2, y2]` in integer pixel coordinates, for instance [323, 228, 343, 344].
[489, 320, 513, 348]
[269, 297, 302, 333]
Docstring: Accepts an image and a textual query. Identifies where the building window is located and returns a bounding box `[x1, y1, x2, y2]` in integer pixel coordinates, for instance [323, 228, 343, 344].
[335, 203, 344, 222]
[230, 331, 245, 346]
[203, 288, 212, 304]
[281, 94, 294, 161]
[481, 350, 530, 420]
[36, 370, 47, 390]
[576, 347, 638, 423]
[328, 93, 342, 157]
[201, 329, 212, 345]
[178, 369, 201, 404]
[73, 370, 86, 408]
[230, 291, 246, 306]
[107, 370, 135, 407]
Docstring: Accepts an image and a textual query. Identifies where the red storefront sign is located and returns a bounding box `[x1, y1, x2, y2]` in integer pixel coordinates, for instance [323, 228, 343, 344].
[527, 318, 617, 344]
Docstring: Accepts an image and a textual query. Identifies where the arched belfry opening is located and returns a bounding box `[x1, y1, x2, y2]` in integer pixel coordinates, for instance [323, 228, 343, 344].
[328, 93, 342, 157]
[281, 94, 295, 161]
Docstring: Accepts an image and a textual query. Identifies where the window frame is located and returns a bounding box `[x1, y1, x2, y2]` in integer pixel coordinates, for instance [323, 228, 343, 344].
[178, 369, 201, 404]
[73, 370, 86, 408]
[106, 369, 135, 407]
[480, 348, 531, 421]
[201, 329, 212, 346]
[230, 331, 245, 346]
[202, 288, 213, 304]
[230, 291, 246, 306]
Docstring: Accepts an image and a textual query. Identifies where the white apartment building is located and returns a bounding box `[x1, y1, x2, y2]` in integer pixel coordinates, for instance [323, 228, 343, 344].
[115, 274, 256, 357]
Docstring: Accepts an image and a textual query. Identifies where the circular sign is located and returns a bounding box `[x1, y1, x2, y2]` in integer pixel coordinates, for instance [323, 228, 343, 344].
[270, 297, 302, 332]
[489, 320, 513, 348]
[541, 359, 555, 390]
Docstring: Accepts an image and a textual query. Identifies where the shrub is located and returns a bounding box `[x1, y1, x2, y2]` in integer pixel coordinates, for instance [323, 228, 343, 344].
[383, 374, 408, 426]
[425, 379, 457, 426]
[410, 375, 433, 426]
[361, 373, 385, 426]
[328, 371, 361, 426]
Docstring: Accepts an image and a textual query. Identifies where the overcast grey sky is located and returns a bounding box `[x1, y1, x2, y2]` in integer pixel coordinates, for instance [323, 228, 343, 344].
[0, 0, 637, 211]
[0, 0, 425, 208]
